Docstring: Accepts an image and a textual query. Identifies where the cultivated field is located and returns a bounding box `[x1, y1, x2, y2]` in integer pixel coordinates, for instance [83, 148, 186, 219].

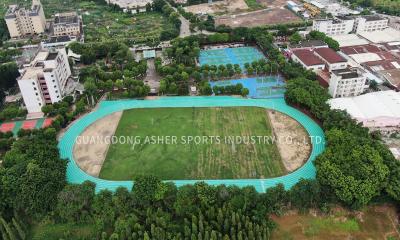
[215, 8, 302, 28]
[0, 0, 173, 43]
[99, 107, 286, 180]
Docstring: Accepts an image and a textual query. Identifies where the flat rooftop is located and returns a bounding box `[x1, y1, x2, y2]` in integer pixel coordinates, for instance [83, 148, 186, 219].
[328, 90, 400, 120]
[289, 40, 327, 49]
[332, 68, 361, 79]
[332, 34, 369, 47]
[20, 67, 43, 80]
[358, 28, 400, 43]
[54, 12, 79, 24]
[363, 15, 386, 22]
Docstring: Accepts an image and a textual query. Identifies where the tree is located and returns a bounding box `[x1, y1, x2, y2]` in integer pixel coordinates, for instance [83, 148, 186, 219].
[241, 88, 249, 97]
[316, 129, 389, 208]
[0, 62, 19, 91]
[56, 181, 96, 223]
[289, 32, 302, 44]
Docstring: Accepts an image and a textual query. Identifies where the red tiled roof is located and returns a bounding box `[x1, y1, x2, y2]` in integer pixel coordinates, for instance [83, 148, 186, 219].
[340, 44, 383, 55]
[314, 47, 347, 64]
[365, 60, 400, 71]
[292, 49, 325, 66]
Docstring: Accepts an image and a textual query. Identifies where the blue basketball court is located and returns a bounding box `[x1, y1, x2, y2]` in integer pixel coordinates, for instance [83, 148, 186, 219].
[209, 76, 286, 98]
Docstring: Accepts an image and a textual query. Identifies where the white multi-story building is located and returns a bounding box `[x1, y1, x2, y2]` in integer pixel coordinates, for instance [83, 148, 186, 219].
[354, 15, 388, 33]
[4, 0, 46, 38]
[328, 68, 367, 98]
[312, 16, 355, 36]
[52, 12, 81, 37]
[17, 48, 71, 113]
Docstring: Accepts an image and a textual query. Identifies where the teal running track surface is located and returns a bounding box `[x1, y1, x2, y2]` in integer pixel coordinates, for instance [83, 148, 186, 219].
[58, 96, 325, 192]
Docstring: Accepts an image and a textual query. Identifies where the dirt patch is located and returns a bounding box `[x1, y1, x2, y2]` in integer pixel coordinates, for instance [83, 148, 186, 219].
[73, 111, 123, 177]
[184, 0, 249, 14]
[268, 110, 311, 172]
[272, 205, 400, 239]
[215, 8, 302, 27]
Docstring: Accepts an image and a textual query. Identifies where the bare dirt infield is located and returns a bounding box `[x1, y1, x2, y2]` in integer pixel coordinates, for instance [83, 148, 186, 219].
[184, 0, 249, 15]
[268, 110, 311, 172]
[73, 111, 122, 177]
[215, 8, 302, 27]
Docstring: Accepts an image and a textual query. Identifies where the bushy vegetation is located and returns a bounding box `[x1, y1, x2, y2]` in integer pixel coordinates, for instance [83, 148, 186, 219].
[69, 41, 149, 100]
[212, 83, 249, 97]
[0, 103, 27, 121]
[28, 175, 332, 239]
[308, 31, 340, 51]
[285, 77, 400, 208]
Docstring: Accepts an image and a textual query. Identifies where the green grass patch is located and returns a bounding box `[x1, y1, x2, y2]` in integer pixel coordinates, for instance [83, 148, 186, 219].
[31, 223, 96, 240]
[244, 0, 263, 9]
[304, 217, 360, 237]
[100, 107, 284, 180]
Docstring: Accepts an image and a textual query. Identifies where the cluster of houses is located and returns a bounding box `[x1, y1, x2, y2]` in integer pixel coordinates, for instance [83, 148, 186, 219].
[3, 0, 82, 116]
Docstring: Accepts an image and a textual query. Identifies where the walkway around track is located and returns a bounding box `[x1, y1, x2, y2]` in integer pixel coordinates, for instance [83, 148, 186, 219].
[58, 96, 325, 192]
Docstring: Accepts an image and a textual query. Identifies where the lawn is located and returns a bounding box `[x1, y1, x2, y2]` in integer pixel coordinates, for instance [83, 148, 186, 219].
[31, 222, 96, 240]
[100, 107, 284, 180]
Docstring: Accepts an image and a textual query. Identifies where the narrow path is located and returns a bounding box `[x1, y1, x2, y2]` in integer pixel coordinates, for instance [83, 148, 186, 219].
[179, 15, 191, 38]
[144, 59, 161, 94]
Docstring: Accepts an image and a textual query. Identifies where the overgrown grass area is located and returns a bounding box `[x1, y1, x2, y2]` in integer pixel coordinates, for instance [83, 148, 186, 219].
[30, 222, 96, 240]
[244, 0, 264, 9]
[372, 0, 400, 11]
[81, 2, 175, 43]
[100, 107, 284, 180]
[272, 206, 400, 239]
[0, 0, 174, 43]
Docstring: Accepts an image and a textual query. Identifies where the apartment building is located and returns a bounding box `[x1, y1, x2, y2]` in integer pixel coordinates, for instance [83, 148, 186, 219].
[17, 48, 71, 113]
[52, 12, 81, 37]
[312, 15, 389, 36]
[328, 68, 367, 98]
[4, 0, 46, 38]
[312, 16, 355, 35]
[354, 15, 388, 33]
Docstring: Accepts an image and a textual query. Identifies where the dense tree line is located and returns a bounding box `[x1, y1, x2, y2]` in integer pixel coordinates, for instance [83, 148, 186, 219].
[0, 62, 20, 93]
[0, 20, 9, 47]
[212, 83, 249, 97]
[0, 104, 27, 121]
[285, 77, 400, 208]
[308, 31, 340, 51]
[152, 0, 181, 41]
[45, 175, 331, 239]
[0, 128, 66, 221]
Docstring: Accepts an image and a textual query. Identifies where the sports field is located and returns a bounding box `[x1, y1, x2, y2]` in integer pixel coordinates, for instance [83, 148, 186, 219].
[199, 47, 265, 68]
[99, 107, 284, 180]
